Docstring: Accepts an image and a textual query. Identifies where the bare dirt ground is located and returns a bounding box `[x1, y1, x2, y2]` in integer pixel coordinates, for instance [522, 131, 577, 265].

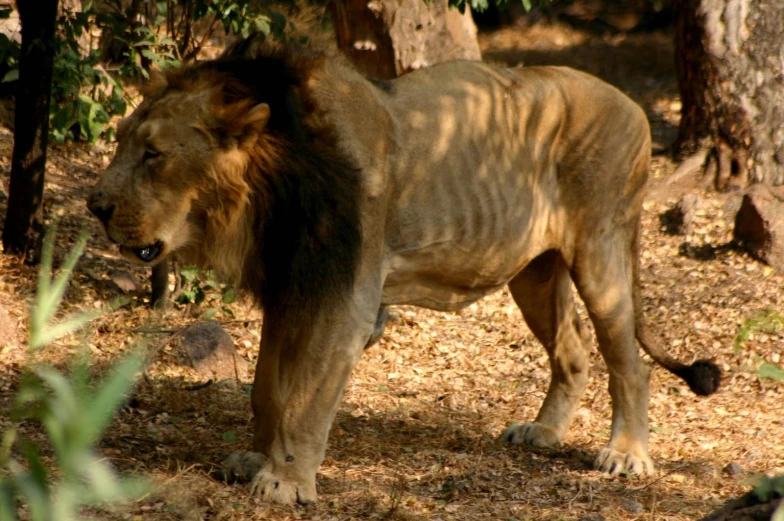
[1, 21, 783, 521]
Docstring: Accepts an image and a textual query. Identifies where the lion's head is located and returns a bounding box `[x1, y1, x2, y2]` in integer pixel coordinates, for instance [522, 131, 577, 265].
[88, 67, 275, 271]
[88, 45, 362, 312]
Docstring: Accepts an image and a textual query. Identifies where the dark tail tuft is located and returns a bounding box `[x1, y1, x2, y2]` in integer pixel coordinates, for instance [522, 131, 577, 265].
[675, 359, 722, 396]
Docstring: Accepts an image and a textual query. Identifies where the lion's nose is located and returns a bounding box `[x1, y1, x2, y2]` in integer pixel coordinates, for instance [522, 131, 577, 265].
[87, 192, 116, 224]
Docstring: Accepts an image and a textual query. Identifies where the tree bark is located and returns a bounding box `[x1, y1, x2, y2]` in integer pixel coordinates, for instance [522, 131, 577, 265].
[330, 0, 481, 80]
[2, 0, 59, 262]
[673, 0, 784, 190]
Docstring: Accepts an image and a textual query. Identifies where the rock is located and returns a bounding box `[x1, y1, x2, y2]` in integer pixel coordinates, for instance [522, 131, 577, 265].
[621, 498, 644, 514]
[109, 269, 139, 293]
[722, 194, 744, 230]
[222, 451, 266, 482]
[578, 514, 605, 521]
[734, 184, 784, 271]
[722, 462, 744, 476]
[175, 321, 248, 381]
[661, 193, 703, 235]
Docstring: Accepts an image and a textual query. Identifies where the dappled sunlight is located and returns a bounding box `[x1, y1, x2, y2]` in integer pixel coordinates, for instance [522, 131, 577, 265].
[1, 15, 783, 521]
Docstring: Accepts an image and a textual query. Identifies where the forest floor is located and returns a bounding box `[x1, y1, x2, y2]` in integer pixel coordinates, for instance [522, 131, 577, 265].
[1, 20, 783, 521]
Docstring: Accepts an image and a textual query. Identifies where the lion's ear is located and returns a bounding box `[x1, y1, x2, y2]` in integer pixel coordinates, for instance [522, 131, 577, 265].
[230, 103, 270, 138]
[141, 70, 168, 98]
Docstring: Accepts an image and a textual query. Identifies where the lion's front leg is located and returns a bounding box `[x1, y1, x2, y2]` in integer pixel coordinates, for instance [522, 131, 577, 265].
[237, 300, 377, 504]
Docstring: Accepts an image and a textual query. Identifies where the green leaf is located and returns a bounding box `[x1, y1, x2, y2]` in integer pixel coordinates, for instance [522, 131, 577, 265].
[14, 473, 52, 521]
[30, 231, 91, 349]
[758, 362, 784, 381]
[521, 0, 532, 11]
[221, 431, 238, 442]
[470, 0, 489, 12]
[76, 95, 110, 142]
[753, 475, 784, 502]
[106, 93, 127, 117]
[36, 369, 79, 454]
[80, 457, 148, 503]
[43, 230, 87, 315]
[21, 443, 49, 494]
[0, 427, 17, 466]
[82, 352, 144, 447]
[735, 309, 784, 351]
[31, 312, 102, 351]
[2, 69, 18, 82]
[773, 501, 784, 521]
[202, 308, 218, 320]
[222, 287, 238, 305]
[0, 480, 16, 521]
[180, 266, 200, 283]
[35, 227, 57, 312]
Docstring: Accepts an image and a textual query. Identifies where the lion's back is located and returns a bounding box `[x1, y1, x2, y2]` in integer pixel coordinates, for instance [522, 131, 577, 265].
[380, 60, 650, 204]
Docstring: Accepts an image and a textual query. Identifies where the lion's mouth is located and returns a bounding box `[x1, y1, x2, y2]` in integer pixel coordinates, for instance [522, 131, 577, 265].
[126, 240, 164, 263]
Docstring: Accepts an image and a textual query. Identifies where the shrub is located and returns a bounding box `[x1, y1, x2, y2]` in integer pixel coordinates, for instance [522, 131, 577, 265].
[0, 229, 147, 520]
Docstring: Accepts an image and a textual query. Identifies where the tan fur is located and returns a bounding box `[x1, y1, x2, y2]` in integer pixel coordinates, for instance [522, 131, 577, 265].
[89, 48, 718, 505]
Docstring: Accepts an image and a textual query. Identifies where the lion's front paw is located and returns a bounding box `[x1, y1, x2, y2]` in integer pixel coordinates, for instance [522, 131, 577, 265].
[251, 469, 317, 505]
[501, 422, 562, 448]
[594, 447, 654, 477]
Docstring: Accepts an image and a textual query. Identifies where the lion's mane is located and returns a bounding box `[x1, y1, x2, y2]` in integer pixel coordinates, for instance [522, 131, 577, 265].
[151, 43, 363, 326]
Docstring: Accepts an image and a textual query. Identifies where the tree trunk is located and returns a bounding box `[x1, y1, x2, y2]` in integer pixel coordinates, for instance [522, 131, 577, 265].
[2, 0, 59, 262]
[330, 0, 481, 80]
[673, 0, 784, 191]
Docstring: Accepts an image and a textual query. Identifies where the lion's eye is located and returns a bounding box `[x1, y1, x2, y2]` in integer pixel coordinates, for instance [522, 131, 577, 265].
[143, 149, 160, 163]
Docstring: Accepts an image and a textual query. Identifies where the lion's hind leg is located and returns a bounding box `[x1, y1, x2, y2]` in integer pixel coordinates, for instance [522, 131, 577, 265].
[572, 234, 654, 477]
[501, 249, 591, 449]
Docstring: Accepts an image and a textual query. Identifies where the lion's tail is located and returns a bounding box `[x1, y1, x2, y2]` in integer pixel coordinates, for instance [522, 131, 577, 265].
[631, 220, 721, 396]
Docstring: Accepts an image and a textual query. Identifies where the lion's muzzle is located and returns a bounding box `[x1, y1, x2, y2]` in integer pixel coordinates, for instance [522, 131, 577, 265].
[87, 189, 166, 264]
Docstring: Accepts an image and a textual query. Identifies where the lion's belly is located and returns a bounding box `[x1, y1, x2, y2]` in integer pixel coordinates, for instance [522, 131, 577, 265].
[380, 231, 541, 311]
[379, 149, 558, 310]
[381, 280, 504, 311]
[381, 269, 511, 311]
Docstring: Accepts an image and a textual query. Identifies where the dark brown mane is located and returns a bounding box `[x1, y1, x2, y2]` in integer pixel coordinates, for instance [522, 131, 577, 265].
[162, 40, 363, 324]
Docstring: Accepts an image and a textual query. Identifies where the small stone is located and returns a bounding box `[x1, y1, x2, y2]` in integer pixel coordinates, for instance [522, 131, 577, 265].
[222, 451, 266, 482]
[175, 320, 248, 381]
[578, 514, 605, 521]
[109, 269, 139, 293]
[671, 473, 687, 483]
[722, 462, 744, 476]
[621, 498, 643, 514]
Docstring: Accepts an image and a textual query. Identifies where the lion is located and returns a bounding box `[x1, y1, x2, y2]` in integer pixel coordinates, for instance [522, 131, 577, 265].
[88, 39, 721, 504]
